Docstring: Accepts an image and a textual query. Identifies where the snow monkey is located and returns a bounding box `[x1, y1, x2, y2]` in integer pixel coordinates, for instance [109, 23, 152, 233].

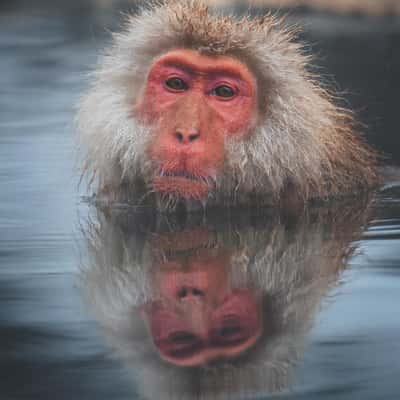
[77, 0, 378, 212]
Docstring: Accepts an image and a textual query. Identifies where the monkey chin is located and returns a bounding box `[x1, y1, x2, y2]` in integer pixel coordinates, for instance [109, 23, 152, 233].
[152, 176, 210, 201]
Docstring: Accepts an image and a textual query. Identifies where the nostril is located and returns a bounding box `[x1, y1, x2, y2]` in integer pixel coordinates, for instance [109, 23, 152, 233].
[188, 133, 200, 142]
[191, 287, 204, 297]
[174, 130, 200, 143]
[175, 131, 184, 143]
[178, 287, 188, 299]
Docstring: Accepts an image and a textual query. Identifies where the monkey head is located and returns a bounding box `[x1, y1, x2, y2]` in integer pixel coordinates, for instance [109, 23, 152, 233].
[138, 227, 263, 367]
[77, 1, 378, 211]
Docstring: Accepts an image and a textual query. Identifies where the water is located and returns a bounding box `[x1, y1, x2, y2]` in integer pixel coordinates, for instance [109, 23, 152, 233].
[1, 2, 400, 399]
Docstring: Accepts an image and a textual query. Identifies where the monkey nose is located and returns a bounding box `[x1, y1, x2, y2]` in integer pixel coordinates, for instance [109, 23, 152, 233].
[177, 286, 205, 300]
[174, 129, 200, 144]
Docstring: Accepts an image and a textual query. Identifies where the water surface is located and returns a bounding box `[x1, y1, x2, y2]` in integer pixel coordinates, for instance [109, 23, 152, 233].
[1, 3, 400, 399]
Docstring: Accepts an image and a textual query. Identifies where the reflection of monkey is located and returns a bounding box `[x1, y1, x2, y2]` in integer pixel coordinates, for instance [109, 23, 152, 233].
[140, 233, 264, 367]
[77, 1, 378, 212]
[80, 197, 371, 399]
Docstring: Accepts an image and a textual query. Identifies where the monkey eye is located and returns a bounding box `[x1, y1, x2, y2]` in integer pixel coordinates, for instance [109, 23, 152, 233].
[165, 77, 188, 92]
[211, 84, 236, 99]
[210, 316, 245, 345]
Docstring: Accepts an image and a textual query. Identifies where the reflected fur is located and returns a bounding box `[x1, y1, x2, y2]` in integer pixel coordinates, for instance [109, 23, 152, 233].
[79, 199, 371, 399]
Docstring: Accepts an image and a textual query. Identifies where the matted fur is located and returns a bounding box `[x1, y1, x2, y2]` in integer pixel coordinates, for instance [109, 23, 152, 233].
[76, 0, 378, 210]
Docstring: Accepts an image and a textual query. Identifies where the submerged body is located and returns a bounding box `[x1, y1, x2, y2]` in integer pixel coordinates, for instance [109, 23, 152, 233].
[77, 1, 378, 212]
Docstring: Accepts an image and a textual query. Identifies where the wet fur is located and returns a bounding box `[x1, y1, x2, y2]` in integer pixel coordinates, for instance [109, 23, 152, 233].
[77, 0, 378, 210]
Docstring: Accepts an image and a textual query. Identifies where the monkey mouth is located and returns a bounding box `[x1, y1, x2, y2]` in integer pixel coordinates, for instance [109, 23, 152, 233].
[152, 171, 211, 200]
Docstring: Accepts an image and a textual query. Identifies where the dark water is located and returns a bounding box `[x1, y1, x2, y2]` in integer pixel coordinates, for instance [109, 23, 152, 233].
[1, 2, 400, 399]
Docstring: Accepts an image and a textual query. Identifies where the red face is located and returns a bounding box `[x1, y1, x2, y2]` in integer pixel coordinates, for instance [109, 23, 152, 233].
[140, 246, 262, 367]
[135, 49, 258, 200]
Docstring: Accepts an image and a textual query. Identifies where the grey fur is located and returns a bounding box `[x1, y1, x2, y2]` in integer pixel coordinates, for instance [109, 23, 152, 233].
[77, 0, 378, 210]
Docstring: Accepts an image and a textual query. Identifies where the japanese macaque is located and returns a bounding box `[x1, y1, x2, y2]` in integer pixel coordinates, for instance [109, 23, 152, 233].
[77, 0, 378, 211]
[80, 196, 371, 399]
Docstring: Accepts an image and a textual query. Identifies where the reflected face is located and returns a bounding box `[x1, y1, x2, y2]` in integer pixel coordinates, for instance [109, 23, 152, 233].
[141, 249, 262, 367]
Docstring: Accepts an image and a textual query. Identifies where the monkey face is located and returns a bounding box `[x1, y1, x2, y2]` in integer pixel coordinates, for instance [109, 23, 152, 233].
[140, 251, 262, 367]
[135, 49, 258, 201]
